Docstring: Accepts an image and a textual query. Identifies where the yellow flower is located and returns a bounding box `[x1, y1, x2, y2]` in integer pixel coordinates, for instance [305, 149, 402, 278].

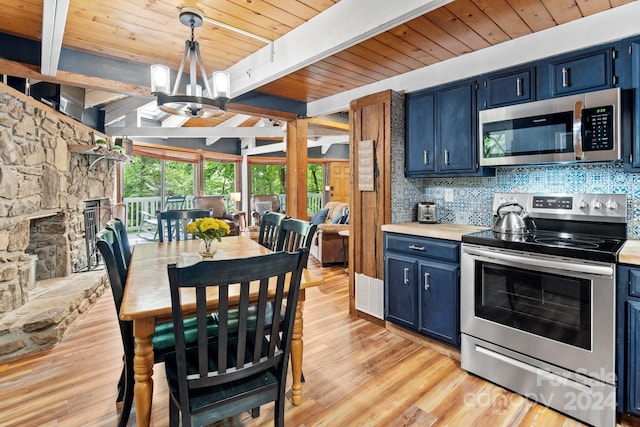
[187, 217, 230, 242]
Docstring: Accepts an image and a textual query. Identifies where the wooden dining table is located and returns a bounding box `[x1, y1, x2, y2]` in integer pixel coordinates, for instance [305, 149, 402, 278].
[120, 235, 324, 427]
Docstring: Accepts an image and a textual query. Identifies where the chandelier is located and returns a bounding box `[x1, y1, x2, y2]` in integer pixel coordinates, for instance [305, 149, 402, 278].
[150, 7, 230, 118]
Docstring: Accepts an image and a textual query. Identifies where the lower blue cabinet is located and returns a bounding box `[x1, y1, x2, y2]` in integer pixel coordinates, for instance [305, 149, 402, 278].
[384, 232, 460, 347]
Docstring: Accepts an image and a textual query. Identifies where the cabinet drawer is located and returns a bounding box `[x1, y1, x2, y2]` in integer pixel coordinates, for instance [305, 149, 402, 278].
[384, 233, 459, 263]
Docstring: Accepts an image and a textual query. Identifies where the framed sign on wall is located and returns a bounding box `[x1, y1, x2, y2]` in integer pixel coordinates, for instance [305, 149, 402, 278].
[358, 139, 374, 192]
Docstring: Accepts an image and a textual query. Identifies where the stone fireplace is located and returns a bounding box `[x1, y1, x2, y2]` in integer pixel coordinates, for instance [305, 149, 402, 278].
[0, 83, 115, 361]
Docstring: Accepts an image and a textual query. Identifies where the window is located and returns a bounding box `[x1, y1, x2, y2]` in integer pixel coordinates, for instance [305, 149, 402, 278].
[203, 160, 235, 195]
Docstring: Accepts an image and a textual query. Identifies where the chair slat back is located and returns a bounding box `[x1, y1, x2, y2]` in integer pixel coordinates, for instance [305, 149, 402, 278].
[107, 218, 132, 267]
[276, 218, 317, 254]
[167, 249, 306, 399]
[96, 228, 127, 299]
[164, 195, 186, 210]
[157, 209, 211, 242]
[257, 212, 286, 250]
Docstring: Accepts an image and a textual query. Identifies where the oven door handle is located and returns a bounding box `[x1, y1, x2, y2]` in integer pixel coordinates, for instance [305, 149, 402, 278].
[463, 246, 613, 276]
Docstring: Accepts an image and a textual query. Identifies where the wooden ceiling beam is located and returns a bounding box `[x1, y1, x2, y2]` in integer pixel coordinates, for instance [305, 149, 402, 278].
[40, 0, 69, 76]
[0, 58, 151, 97]
[227, 0, 454, 98]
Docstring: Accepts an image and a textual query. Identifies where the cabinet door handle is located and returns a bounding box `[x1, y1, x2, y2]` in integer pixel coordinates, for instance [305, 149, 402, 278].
[403, 267, 410, 285]
[444, 149, 450, 166]
[408, 245, 425, 251]
[423, 150, 429, 165]
[516, 77, 523, 96]
[562, 67, 570, 88]
[424, 272, 430, 291]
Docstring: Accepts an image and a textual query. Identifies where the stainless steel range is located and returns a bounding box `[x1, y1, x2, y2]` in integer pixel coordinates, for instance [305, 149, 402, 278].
[461, 193, 627, 427]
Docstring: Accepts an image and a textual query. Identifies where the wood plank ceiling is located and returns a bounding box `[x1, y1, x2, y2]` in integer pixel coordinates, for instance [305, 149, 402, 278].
[0, 0, 633, 129]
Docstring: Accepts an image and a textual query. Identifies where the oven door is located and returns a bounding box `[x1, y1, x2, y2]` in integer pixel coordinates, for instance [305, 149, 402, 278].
[460, 243, 615, 383]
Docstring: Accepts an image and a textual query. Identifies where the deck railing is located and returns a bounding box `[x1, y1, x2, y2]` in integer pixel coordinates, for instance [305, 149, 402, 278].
[122, 194, 324, 232]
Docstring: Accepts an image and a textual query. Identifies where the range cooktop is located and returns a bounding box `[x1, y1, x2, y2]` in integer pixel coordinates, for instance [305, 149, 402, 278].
[463, 228, 625, 263]
[462, 193, 628, 263]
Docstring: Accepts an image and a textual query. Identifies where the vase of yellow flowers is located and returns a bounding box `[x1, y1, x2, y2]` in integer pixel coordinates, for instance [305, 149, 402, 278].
[185, 217, 231, 258]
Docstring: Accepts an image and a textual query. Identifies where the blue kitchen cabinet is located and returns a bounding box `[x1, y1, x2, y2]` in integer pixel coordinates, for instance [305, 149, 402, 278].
[384, 232, 461, 347]
[539, 46, 615, 98]
[405, 80, 492, 177]
[616, 265, 640, 417]
[418, 259, 459, 346]
[619, 37, 640, 171]
[385, 252, 418, 330]
[405, 91, 436, 175]
[479, 66, 535, 109]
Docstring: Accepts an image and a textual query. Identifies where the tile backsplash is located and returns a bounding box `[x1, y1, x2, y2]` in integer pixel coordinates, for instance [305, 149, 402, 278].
[393, 163, 640, 239]
[388, 92, 640, 240]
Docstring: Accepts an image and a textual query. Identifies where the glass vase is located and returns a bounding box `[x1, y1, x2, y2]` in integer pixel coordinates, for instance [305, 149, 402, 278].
[199, 239, 219, 259]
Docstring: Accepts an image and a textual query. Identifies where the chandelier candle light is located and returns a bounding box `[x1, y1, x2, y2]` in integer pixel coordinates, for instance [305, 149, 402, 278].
[150, 7, 230, 118]
[186, 217, 231, 258]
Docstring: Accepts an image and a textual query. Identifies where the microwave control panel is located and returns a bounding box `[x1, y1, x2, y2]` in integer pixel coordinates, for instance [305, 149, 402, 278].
[581, 105, 614, 151]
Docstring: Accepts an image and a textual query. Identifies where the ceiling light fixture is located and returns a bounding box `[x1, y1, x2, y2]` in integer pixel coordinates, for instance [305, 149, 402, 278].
[150, 7, 230, 118]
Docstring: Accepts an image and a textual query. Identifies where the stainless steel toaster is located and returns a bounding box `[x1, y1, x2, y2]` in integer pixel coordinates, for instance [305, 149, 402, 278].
[417, 202, 437, 224]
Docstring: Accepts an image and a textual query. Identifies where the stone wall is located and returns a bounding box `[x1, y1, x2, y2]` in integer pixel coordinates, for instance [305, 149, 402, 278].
[0, 81, 115, 359]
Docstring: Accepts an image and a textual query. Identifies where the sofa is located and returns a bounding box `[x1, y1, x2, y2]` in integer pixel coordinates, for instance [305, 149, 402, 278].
[309, 201, 349, 266]
[192, 196, 241, 236]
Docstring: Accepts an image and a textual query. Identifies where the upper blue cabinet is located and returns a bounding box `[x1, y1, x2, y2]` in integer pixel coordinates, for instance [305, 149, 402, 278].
[405, 79, 493, 178]
[479, 66, 535, 109]
[540, 46, 615, 98]
[478, 44, 618, 109]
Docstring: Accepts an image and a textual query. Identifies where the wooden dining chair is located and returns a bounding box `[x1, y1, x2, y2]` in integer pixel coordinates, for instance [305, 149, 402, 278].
[157, 209, 212, 242]
[106, 218, 131, 267]
[277, 218, 317, 261]
[164, 248, 307, 427]
[257, 211, 286, 250]
[96, 228, 220, 427]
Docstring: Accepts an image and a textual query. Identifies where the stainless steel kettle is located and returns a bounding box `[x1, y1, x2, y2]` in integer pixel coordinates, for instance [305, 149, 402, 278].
[493, 202, 529, 235]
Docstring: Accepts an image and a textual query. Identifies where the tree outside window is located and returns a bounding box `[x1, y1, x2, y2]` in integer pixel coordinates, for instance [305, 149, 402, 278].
[203, 160, 235, 195]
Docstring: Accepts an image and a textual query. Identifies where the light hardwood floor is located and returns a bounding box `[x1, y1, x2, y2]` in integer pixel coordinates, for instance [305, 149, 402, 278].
[0, 257, 634, 426]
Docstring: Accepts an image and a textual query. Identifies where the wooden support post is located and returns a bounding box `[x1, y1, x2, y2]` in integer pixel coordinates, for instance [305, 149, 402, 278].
[286, 118, 308, 220]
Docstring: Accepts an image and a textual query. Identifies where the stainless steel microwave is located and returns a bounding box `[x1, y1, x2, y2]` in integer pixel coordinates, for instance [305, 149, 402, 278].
[479, 87, 621, 167]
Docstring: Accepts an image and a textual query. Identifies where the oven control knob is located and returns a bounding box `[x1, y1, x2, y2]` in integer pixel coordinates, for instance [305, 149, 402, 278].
[578, 198, 588, 209]
[605, 199, 618, 210]
[592, 199, 603, 209]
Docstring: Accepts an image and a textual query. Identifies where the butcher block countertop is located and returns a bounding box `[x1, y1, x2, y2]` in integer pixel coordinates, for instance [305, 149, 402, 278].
[383, 222, 640, 266]
[381, 222, 489, 242]
[620, 240, 640, 265]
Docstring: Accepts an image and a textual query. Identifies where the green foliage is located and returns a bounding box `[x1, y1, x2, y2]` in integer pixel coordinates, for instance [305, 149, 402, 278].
[307, 164, 323, 193]
[251, 165, 286, 194]
[123, 156, 162, 197]
[203, 161, 235, 195]
[123, 156, 194, 197]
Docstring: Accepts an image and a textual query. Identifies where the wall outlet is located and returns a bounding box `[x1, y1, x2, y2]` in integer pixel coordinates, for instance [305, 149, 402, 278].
[445, 188, 454, 202]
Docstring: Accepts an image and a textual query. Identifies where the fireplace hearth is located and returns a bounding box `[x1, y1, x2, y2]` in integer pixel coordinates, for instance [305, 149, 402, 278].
[0, 82, 116, 362]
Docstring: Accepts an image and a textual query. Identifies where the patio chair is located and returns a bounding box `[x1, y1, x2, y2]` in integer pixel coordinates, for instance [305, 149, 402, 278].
[137, 195, 186, 240]
[164, 248, 307, 427]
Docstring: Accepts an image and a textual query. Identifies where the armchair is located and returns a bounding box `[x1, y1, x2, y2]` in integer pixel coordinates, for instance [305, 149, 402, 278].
[193, 196, 241, 236]
[250, 194, 284, 226]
